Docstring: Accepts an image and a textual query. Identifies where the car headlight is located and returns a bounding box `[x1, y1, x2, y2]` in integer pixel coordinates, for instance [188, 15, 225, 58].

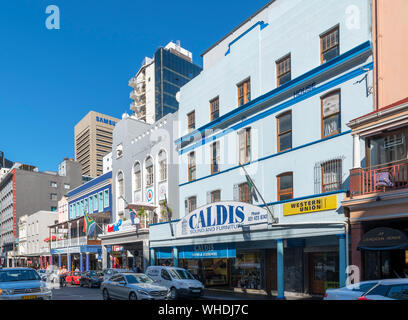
[41, 286, 51, 293]
[0, 289, 13, 295]
[136, 290, 149, 296]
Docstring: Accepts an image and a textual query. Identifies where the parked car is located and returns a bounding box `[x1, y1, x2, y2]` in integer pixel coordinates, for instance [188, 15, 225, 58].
[101, 272, 169, 300]
[65, 271, 83, 285]
[324, 280, 379, 300]
[80, 271, 104, 288]
[103, 268, 132, 281]
[0, 268, 52, 300]
[37, 269, 48, 282]
[146, 266, 204, 300]
[358, 278, 408, 300]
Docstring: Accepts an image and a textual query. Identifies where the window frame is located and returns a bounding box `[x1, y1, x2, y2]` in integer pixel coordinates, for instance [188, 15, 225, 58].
[276, 111, 292, 153]
[187, 196, 197, 213]
[320, 25, 340, 64]
[210, 96, 220, 121]
[277, 172, 294, 201]
[276, 54, 291, 87]
[237, 78, 251, 107]
[238, 182, 251, 204]
[211, 190, 221, 203]
[187, 111, 195, 132]
[188, 152, 196, 182]
[321, 159, 342, 193]
[321, 90, 341, 139]
[238, 127, 251, 165]
[211, 141, 220, 174]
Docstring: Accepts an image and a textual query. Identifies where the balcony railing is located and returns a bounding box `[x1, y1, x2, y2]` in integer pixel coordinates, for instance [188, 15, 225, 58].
[50, 236, 95, 249]
[350, 160, 408, 196]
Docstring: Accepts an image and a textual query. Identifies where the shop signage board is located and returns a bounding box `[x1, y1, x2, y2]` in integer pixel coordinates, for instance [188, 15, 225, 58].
[283, 195, 337, 216]
[178, 243, 236, 259]
[175, 201, 268, 238]
[358, 227, 408, 250]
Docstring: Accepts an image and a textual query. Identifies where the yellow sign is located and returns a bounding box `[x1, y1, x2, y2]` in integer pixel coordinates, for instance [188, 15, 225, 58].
[283, 195, 337, 216]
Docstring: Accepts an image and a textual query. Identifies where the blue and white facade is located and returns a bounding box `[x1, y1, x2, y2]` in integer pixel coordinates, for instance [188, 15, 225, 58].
[49, 171, 113, 271]
[150, 0, 374, 297]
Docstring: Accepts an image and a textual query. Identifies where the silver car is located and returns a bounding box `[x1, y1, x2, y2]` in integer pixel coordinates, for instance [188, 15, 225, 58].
[101, 273, 170, 300]
[0, 268, 52, 300]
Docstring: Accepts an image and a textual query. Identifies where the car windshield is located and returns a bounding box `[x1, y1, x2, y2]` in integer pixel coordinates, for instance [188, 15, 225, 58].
[0, 270, 41, 282]
[169, 269, 195, 280]
[73, 272, 81, 276]
[125, 274, 154, 284]
[89, 271, 103, 277]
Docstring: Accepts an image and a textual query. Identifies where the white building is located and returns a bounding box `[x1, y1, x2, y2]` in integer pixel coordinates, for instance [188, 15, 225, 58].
[26, 211, 59, 268]
[150, 0, 374, 298]
[57, 196, 69, 223]
[103, 152, 112, 174]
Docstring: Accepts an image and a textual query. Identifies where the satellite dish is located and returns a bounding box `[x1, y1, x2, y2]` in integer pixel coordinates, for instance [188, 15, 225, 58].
[175, 91, 181, 103]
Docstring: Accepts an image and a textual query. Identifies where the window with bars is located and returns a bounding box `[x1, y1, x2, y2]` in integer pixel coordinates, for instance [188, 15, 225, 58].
[187, 111, 195, 132]
[276, 54, 291, 86]
[321, 26, 339, 64]
[211, 141, 220, 174]
[188, 152, 196, 182]
[314, 158, 343, 194]
[277, 111, 292, 152]
[321, 90, 341, 138]
[238, 128, 251, 165]
[210, 97, 220, 121]
[237, 79, 251, 107]
[277, 172, 293, 201]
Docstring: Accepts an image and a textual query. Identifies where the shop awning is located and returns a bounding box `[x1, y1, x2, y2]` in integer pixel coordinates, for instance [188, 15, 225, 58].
[126, 202, 158, 211]
[358, 227, 408, 251]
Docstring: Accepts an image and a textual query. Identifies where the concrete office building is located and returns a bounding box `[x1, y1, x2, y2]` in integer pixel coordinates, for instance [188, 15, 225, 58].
[128, 42, 202, 124]
[150, 0, 374, 298]
[74, 111, 120, 178]
[0, 159, 83, 264]
[100, 112, 179, 271]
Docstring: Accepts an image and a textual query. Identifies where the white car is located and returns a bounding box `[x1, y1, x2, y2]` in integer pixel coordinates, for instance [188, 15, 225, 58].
[146, 266, 204, 300]
[358, 278, 408, 300]
[324, 280, 379, 300]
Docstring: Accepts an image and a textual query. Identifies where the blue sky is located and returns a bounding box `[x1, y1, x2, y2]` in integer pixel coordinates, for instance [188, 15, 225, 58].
[0, 0, 268, 171]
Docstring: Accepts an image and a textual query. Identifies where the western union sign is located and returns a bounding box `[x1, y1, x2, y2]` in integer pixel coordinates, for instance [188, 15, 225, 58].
[283, 195, 337, 216]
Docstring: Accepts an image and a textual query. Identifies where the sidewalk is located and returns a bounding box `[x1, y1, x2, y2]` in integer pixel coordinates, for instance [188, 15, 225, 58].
[201, 289, 322, 300]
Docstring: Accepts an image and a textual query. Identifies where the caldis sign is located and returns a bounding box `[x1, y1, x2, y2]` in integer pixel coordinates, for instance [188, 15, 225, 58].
[176, 202, 268, 238]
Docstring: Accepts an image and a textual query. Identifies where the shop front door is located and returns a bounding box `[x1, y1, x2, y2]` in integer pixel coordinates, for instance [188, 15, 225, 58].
[310, 252, 339, 295]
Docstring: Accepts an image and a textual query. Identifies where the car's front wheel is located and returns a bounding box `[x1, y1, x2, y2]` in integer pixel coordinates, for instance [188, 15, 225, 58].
[129, 292, 137, 300]
[170, 287, 178, 300]
[103, 289, 111, 300]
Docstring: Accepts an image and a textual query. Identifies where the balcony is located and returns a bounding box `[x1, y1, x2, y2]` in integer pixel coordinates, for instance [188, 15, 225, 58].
[350, 160, 408, 196]
[128, 75, 145, 88]
[50, 236, 99, 249]
[130, 99, 146, 113]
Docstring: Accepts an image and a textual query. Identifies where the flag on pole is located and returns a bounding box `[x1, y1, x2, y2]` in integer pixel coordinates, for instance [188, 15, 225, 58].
[83, 211, 96, 236]
[245, 171, 259, 202]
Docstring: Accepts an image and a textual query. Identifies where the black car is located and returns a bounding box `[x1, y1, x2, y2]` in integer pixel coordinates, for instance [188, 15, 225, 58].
[79, 271, 104, 288]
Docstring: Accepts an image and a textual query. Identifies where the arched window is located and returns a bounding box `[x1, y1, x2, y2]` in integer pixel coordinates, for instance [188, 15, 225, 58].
[158, 150, 167, 182]
[145, 157, 154, 187]
[133, 162, 141, 191]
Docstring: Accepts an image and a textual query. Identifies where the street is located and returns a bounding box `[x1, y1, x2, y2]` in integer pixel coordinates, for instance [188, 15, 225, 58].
[50, 284, 320, 300]
[51, 285, 102, 300]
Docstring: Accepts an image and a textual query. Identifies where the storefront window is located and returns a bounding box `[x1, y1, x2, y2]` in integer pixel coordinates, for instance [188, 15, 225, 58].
[231, 252, 262, 290]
